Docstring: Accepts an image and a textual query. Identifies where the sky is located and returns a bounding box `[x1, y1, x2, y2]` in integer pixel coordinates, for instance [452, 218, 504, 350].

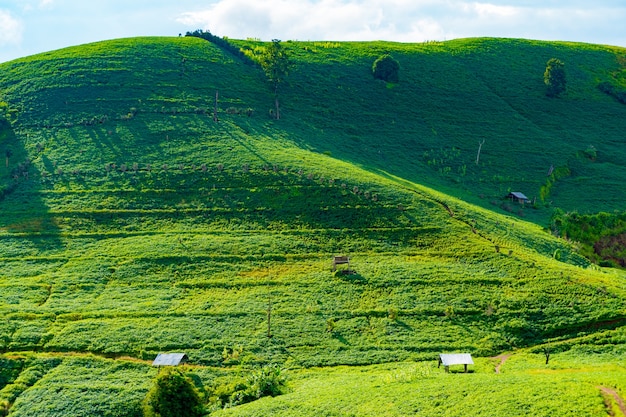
[1, 0, 626, 63]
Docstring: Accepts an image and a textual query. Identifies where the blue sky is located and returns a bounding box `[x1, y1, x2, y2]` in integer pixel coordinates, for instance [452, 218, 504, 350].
[1, 0, 625, 63]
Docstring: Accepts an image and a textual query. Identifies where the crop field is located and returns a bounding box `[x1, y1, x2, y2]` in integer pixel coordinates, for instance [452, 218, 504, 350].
[0, 36, 625, 415]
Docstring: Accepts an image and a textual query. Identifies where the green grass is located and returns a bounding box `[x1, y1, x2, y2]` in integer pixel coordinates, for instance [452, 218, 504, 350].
[0, 36, 625, 415]
[3, 350, 625, 416]
[212, 354, 625, 417]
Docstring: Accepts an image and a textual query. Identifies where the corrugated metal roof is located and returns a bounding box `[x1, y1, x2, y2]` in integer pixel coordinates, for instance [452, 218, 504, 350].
[439, 353, 474, 366]
[152, 353, 188, 366]
[509, 192, 529, 200]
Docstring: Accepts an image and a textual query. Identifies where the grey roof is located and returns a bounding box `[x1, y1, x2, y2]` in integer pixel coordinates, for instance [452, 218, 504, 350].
[439, 353, 474, 366]
[509, 192, 529, 200]
[152, 353, 188, 366]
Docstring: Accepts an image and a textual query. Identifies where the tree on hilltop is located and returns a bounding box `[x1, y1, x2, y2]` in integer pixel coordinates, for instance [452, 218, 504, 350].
[544, 58, 566, 97]
[258, 39, 293, 120]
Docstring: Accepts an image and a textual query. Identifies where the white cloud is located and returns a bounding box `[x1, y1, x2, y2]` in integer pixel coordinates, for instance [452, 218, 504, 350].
[469, 2, 520, 18]
[0, 9, 23, 46]
[176, 0, 448, 41]
[175, 0, 626, 46]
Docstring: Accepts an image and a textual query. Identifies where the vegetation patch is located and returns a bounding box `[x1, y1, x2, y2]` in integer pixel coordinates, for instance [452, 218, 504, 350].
[551, 210, 626, 267]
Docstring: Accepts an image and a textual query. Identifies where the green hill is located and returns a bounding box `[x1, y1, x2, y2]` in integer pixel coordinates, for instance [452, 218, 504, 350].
[0, 36, 625, 416]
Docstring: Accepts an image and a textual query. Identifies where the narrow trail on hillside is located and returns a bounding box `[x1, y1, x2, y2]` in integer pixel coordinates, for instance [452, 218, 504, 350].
[599, 386, 626, 416]
[402, 187, 516, 256]
[492, 354, 512, 374]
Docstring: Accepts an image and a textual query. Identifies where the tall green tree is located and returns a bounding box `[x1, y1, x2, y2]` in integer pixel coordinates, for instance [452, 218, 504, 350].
[544, 58, 566, 97]
[258, 39, 293, 120]
[143, 369, 204, 417]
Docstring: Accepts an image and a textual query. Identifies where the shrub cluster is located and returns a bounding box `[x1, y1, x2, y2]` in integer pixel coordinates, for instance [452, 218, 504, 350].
[209, 365, 286, 409]
[597, 81, 626, 104]
[551, 209, 626, 267]
[372, 54, 400, 83]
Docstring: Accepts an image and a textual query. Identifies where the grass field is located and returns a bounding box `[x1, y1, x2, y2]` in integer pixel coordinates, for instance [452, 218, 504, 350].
[0, 36, 625, 416]
[2, 348, 625, 416]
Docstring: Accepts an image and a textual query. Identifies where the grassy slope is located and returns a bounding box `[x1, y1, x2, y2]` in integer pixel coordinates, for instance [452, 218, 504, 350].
[0, 36, 625, 416]
[260, 38, 626, 223]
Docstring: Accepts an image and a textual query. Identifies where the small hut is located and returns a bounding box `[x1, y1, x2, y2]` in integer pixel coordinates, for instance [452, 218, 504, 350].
[507, 192, 530, 204]
[438, 353, 474, 373]
[152, 352, 188, 367]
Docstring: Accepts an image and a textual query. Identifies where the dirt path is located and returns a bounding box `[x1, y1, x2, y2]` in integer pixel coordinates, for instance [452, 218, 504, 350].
[492, 354, 512, 374]
[599, 386, 626, 416]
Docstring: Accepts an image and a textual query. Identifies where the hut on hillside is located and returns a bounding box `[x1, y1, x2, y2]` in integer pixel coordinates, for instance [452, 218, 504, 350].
[152, 352, 188, 367]
[507, 192, 530, 204]
[438, 353, 474, 373]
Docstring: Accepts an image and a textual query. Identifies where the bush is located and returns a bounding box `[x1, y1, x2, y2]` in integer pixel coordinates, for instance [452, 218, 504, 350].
[209, 365, 286, 408]
[597, 81, 626, 104]
[598, 81, 615, 95]
[249, 365, 285, 398]
[372, 54, 400, 83]
[143, 369, 204, 417]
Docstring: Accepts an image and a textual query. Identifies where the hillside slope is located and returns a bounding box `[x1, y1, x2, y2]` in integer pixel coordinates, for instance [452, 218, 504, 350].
[0, 36, 625, 416]
[260, 37, 626, 223]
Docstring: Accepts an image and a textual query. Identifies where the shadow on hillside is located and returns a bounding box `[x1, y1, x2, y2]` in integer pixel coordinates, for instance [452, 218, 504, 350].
[69, 114, 275, 171]
[0, 122, 63, 252]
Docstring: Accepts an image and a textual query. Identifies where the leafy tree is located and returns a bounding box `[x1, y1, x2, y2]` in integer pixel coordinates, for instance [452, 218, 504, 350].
[258, 39, 293, 120]
[372, 54, 400, 83]
[544, 58, 566, 97]
[143, 368, 204, 417]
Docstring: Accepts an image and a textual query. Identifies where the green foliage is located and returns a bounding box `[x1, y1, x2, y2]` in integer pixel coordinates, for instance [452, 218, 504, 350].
[0, 356, 61, 408]
[210, 355, 624, 417]
[544, 58, 566, 97]
[256, 39, 293, 119]
[246, 364, 285, 398]
[7, 356, 151, 417]
[372, 54, 400, 83]
[209, 365, 286, 409]
[0, 36, 625, 416]
[539, 165, 570, 202]
[185, 30, 254, 66]
[143, 368, 204, 417]
[551, 210, 626, 267]
[258, 39, 293, 88]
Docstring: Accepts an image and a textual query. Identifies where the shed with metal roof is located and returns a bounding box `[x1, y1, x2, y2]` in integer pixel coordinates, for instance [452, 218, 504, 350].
[152, 352, 188, 367]
[438, 353, 474, 373]
[507, 192, 530, 204]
